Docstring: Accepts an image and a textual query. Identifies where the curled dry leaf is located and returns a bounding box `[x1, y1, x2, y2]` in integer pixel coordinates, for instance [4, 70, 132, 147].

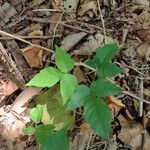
[0, 71, 18, 103]
[61, 32, 87, 52]
[78, 0, 97, 17]
[137, 42, 150, 62]
[21, 46, 43, 68]
[104, 96, 125, 112]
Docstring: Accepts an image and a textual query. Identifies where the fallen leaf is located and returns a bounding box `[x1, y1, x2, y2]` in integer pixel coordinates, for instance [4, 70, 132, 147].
[137, 42, 150, 62]
[61, 32, 87, 51]
[28, 30, 43, 36]
[10, 87, 42, 114]
[136, 29, 150, 41]
[73, 66, 87, 83]
[133, 0, 149, 10]
[74, 33, 118, 55]
[0, 71, 18, 103]
[78, 0, 97, 17]
[118, 115, 150, 150]
[63, 0, 79, 19]
[80, 122, 91, 133]
[21, 46, 43, 68]
[105, 96, 125, 112]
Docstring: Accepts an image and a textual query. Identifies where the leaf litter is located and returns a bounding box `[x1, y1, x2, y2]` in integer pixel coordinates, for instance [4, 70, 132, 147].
[0, 0, 150, 149]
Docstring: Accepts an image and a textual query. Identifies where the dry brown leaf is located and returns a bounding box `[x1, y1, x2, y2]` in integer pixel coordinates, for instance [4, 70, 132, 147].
[105, 96, 125, 112]
[136, 29, 150, 41]
[0, 72, 18, 103]
[78, 0, 97, 17]
[28, 30, 43, 36]
[80, 122, 91, 133]
[61, 32, 87, 51]
[0, 112, 29, 139]
[10, 87, 42, 114]
[63, 0, 79, 19]
[137, 42, 150, 61]
[73, 66, 87, 83]
[118, 115, 150, 150]
[21, 46, 43, 68]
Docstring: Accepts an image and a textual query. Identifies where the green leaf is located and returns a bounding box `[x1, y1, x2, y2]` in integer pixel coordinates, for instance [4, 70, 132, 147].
[96, 43, 119, 65]
[85, 59, 98, 69]
[22, 126, 35, 135]
[35, 124, 55, 144]
[55, 47, 74, 73]
[90, 80, 122, 97]
[67, 85, 90, 110]
[97, 63, 124, 79]
[36, 85, 73, 129]
[41, 126, 69, 150]
[26, 67, 61, 87]
[60, 74, 78, 104]
[30, 105, 44, 123]
[84, 96, 112, 139]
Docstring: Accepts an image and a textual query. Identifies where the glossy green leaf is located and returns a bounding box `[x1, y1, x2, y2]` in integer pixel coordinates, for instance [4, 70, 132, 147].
[90, 80, 122, 97]
[26, 67, 61, 87]
[55, 47, 74, 73]
[35, 124, 55, 144]
[22, 126, 35, 135]
[36, 85, 73, 128]
[67, 85, 90, 110]
[96, 43, 119, 65]
[84, 96, 112, 139]
[30, 105, 44, 123]
[41, 126, 69, 150]
[60, 74, 78, 104]
[97, 63, 124, 79]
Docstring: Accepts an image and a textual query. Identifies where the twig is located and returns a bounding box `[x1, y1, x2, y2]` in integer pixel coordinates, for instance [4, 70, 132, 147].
[139, 79, 144, 116]
[0, 30, 54, 53]
[97, 0, 107, 44]
[25, 17, 92, 33]
[0, 35, 62, 40]
[32, 9, 62, 12]
[86, 131, 94, 150]
[52, 11, 64, 47]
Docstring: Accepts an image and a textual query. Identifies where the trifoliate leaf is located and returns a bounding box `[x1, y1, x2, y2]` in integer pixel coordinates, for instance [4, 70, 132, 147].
[90, 80, 122, 97]
[97, 63, 124, 79]
[55, 47, 74, 73]
[26, 67, 61, 87]
[30, 105, 44, 123]
[41, 126, 69, 150]
[84, 96, 112, 139]
[22, 126, 35, 135]
[67, 85, 90, 110]
[36, 85, 73, 129]
[60, 74, 78, 104]
[35, 124, 55, 144]
[96, 43, 119, 65]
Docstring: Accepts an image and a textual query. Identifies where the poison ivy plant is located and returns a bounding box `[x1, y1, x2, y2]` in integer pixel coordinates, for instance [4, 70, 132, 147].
[25, 44, 124, 149]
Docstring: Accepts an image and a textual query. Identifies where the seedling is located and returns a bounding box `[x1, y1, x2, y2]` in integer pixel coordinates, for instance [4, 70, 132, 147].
[23, 43, 123, 150]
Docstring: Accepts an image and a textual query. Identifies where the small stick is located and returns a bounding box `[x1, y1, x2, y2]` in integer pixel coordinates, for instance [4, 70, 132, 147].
[0, 30, 54, 53]
[97, 0, 107, 44]
[25, 17, 91, 34]
[0, 35, 62, 40]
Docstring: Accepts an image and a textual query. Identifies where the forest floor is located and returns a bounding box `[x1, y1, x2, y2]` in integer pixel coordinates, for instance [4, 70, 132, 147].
[0, 0, 150, 149]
